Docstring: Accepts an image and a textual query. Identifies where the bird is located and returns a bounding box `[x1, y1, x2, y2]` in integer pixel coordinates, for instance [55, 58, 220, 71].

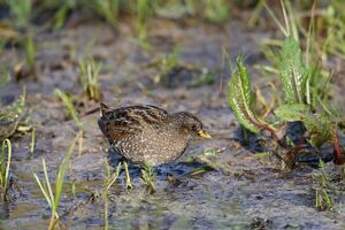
[98, 103, 211, 167]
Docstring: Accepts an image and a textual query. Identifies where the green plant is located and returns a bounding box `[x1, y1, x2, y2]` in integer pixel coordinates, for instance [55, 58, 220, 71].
[149, 47, 180, 83]
[154, 0, 194, 20]
[263, 0, 299, 41]
[204, 0, 230, 23]
[321, 2, 345, 60]
[0, 90, 26, 142]
[278, 37, 307, 104]
[51, 0, 77, 30]
[248, 0, 266, 27]
[101, 159, 133, 191]
[54, 89, 82, 128]
[227, 1, 345, 168]
[314, 160, 334, 210]
[93, 0, 120, 27]
[259, 1, 334, 109]
[23, 34, 36, 74]
[227, 37, 342, 168]
[141, 163, 155, 193]
[0, 139, 12, 201]
[79, 58, 102, 102]
[33, 133, 79, 230]
[262, 1, 345, 61]
[136, 0, 153, 45]
[7, 0, 32, 27]
[30, 128, 36, 154]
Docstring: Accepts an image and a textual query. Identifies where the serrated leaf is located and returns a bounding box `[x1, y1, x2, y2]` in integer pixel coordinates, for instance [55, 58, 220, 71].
[227, 59, 261, 133]
[0, 92, 26, 142]
[274, 104, 310, 122]
[279, 37, 307, 104]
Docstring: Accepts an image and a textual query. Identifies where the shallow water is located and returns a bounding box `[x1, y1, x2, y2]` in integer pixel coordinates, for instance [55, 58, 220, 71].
[0, 16, 345, 230]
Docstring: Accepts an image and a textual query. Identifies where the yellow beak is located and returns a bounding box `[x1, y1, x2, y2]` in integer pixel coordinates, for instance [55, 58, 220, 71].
[197, 130, 212, 139]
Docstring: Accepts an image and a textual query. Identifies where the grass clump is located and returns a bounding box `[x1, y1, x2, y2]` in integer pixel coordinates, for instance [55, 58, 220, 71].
[51, 1, 76, 30]
[79, 58, 102, 102]
[7, 0, 32, 27]
[135, 0, 154, 47]
[33, 132, 79, 230]
[2, 0, 233, 34]
[204, 0, 230, 23]
[148, 47, 180, 84]
[93, 0, 120, 28]
[141, 163, 156, 193]
[0, 139, 12, 201]
[313, 160, 334, 211]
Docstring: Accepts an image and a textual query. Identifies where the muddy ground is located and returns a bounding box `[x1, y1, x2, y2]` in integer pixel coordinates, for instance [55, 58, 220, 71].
[1, 15, 345, 229]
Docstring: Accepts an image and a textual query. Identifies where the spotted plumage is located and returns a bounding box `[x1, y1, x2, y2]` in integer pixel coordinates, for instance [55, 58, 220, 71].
[98, 103, 211, 166]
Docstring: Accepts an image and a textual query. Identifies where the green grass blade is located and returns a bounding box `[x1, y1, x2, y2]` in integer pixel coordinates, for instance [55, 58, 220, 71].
[105, 162, 121, 192]
[264, 2, 288, 37]
[42, 158, 55, 210]
[30, 128, 35, 154]
[33, 173, 53, 209]
[54, 89, 82, 128]
[3, 139, 11, 191]
[53, 132, 78, 209]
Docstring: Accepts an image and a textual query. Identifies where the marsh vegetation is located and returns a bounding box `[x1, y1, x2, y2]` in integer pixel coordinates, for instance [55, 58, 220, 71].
[1, 0, 345, 229]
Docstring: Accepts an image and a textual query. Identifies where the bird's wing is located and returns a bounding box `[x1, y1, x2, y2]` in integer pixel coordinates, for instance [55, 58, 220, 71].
[98, 105, 168, 141]
[126, 105, 168, 126]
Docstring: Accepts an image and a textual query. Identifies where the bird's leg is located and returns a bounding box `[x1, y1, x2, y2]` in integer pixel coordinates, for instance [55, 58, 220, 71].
[123, 161, 133, 190]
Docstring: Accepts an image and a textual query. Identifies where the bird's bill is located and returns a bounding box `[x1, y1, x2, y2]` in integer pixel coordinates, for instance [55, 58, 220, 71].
[99, 102, 111, 117]
[197, 130, 212, 139]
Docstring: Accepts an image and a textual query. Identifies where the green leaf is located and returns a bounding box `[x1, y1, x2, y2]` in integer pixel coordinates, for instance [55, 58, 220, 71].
[274, 103, 310, 122]
[279, 37, 307, 104]
[228, 59, 261, 133]
[0, 91, 26, 142]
